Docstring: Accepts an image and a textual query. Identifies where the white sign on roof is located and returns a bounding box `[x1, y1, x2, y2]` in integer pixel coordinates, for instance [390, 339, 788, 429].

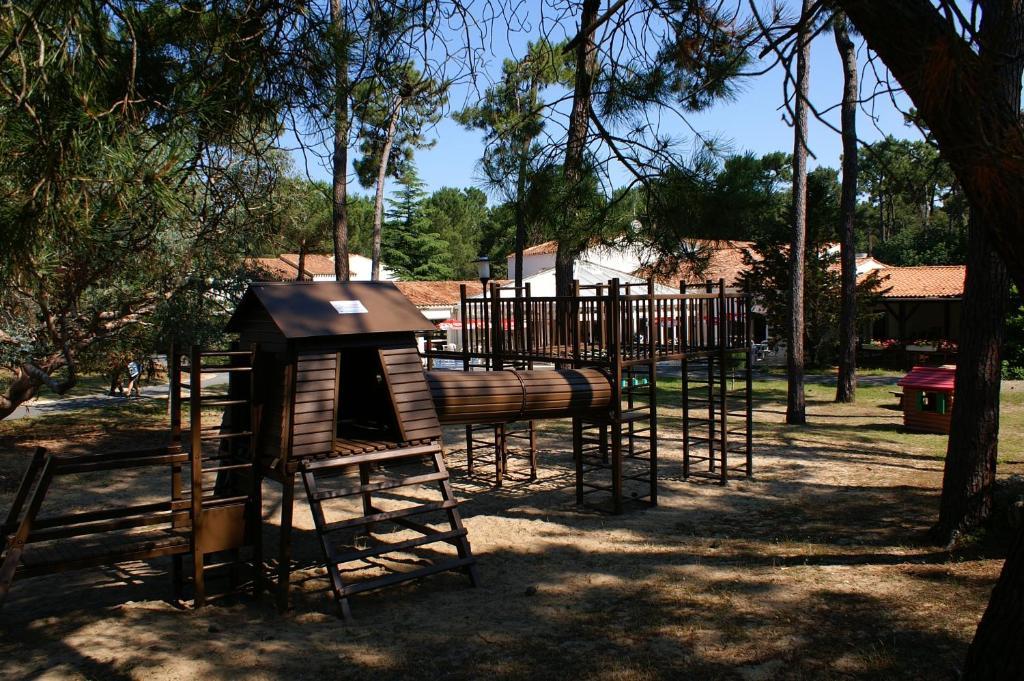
[330, 300, 368, 314]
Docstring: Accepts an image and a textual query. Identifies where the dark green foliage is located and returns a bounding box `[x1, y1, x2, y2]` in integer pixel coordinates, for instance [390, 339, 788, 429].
[423, 187, 488, 279]
[1003, 289, 1024, 379]
[382, 167, 453, 280]
[857, 136, 966, 264]
[0, 0, 302, 414]
[739, 242, 886, 367]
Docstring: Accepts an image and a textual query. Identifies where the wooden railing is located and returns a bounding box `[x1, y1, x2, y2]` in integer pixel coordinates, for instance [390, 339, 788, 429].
[429, 278, 751, 368]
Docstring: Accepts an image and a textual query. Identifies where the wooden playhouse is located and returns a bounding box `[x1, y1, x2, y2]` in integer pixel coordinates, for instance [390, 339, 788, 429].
[896, 365, 956, 434]
[223, 281, 480, 617]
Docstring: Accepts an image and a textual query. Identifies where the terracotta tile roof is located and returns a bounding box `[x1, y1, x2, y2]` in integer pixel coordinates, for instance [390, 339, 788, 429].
[247, 257, 299, 281]
[862, 265, 965, 299]
[395, 280, 507, 307]
[643, 240, 758, 287]
[281, 253, 336, 276]
[519, 241, 559, 256]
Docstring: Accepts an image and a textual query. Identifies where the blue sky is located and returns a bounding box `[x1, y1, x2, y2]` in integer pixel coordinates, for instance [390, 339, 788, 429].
[290, 2, 921, 202]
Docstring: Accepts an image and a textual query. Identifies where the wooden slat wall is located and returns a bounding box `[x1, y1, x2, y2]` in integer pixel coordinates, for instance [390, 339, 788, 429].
[902, 389, 953, 434]
[379, 348, 442, 442]
[290, 351, 338, 458]
[237, 305, 288, 353]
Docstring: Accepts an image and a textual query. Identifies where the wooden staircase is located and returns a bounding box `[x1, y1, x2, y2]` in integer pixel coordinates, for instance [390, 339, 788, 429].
[300, 442, 478, 620]
[297, 346, 477, 619]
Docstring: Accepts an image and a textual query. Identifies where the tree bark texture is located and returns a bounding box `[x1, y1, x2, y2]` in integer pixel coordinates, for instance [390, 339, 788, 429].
[786, 0, 811, 425]
[557, 0, 600, 298]
[331, 0, 351, 283]
[836, 0, 1024, 294]
[935, 211, 1009, 543]
[963, 522, 1024, 680]
[297, 240, 307, 281]
[834, 12, 858, 404]
[372, 96, 403, 281]
[836, 1, 1024, 672]
[0, 359, 69, 420]
[935, 0, 1019, 537]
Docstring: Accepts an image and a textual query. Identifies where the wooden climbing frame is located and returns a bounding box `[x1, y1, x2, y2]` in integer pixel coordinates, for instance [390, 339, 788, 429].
[425, 276, 755, 510]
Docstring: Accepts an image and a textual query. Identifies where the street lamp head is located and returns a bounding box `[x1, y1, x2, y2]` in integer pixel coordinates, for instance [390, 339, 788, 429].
[475, 255, 491, 285]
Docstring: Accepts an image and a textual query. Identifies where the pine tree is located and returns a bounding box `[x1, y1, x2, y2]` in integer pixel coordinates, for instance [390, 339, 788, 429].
[383, 167, 453, 280]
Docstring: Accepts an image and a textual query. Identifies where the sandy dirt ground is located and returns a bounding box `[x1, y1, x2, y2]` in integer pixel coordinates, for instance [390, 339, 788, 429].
[0, 395, 1020, 681]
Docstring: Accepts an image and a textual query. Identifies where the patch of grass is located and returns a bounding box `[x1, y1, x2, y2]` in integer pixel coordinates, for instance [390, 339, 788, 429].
[656, 373, 1024, 463]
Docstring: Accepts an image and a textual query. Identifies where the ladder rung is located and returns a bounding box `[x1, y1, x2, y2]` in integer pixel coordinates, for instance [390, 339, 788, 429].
[312, 472, 448, 501]
[203, 463, 252, 474]
[336, 557, 475, 598]
[330, 528, 466, 564]
[198, 399, 249, 407]
[200, 430, 254, 441]
[198, 351, 253, 357]
[321, 500, 457, 534]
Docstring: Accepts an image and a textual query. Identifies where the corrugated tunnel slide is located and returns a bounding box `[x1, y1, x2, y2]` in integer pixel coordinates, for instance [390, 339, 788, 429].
[425, 368, 613, 425]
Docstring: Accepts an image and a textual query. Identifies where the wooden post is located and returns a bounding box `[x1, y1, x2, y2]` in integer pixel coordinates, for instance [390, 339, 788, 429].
[276, 355, 296, 611]
[680, 282, 689, 478]
[490, 282, 503, 371]
[524, 283, 533, 360]
[745, 285, 754, 478]
[647, 278, 658, 505]
[718, 279, 728, 485]
[460, 283, 471, 371]
[572, 279, 582, 367]
[169, 344, 182, 446]
[188, 346, 206, 607]
[609, 278, 623, 514]
[706, 280, 715, 473]
[573, 417, 584, 504]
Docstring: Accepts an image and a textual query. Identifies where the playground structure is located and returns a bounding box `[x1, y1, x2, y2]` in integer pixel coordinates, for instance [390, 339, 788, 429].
[1, 278, 753, 618]
[425, 277, 755, 508]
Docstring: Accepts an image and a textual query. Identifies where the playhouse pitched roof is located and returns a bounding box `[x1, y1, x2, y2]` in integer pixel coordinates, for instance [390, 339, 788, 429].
[898, 365, 956, 391]
[226, 281, 433, 338]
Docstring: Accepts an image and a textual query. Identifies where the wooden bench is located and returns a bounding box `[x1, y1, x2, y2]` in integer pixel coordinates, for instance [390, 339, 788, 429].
[1, 446, 193, 607]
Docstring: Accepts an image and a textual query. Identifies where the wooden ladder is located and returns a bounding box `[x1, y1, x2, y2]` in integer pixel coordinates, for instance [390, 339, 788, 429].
[170, 344, 263, 605]
[681, 352, 753, 484]
[299, 442, 478, 620]
[574, 362, 659, 513]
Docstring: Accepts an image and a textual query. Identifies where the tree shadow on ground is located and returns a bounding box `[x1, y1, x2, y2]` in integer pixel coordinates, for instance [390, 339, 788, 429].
[0, 412, 1003, 680]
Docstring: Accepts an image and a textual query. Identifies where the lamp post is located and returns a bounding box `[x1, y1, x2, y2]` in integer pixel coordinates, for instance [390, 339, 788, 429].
[475, 255, 491, 299]
[475, 256, 491, 364]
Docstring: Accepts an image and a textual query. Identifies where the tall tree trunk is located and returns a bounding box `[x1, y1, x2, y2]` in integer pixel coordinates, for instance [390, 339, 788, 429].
[934, 212, 1009, 544]
[297, 239, 307, 281]
[513, 82, 536, 292]
[331, 0, 351, 283]
[372, 96, 403, 281]
[835, 0, 1024, 294]
[835, 12, 858, 403]
[934, 0, 1019, 548]
[558, 0, 600, 298]
[786, 0, 811, 426]
[963, 521, 1024, 679]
